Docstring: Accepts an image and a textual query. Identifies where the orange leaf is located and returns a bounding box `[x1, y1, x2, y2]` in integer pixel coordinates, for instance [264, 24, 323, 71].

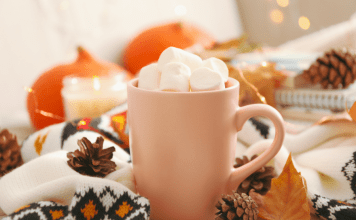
[348, 101, 356, 122]
[257, 154, 310, 220]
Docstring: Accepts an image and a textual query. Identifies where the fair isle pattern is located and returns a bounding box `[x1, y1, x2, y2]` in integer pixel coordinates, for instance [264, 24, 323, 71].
[21, 102, 130, 163]
[311, 194, 356, 220]
[3, 201, 68, 220]
[69, 185, 150, 220]
[4, 186, 149, 220]
[60, 116, 125, 150]
[342, 151, 356, 198]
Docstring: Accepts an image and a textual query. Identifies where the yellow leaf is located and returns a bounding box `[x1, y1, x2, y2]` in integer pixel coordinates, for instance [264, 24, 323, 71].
[257, 154, 310, 220]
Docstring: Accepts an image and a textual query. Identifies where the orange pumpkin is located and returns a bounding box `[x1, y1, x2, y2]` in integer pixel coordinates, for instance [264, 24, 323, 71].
[122, 22, 216, 74]
[27, 46, 132, 130]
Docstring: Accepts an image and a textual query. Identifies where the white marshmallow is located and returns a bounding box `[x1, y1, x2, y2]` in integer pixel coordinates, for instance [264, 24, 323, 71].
[190, 67, 225, 92]
[159, 62, 191, 92]
[202, 57, 229, 82]
[157, 47, 202, 72]
[138, 63, 161, 90]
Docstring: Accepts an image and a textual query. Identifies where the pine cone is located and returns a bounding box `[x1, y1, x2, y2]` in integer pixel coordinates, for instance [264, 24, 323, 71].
[215, 191, 258, 220]
[67, 136, 116, 177]
[0, 129, 23, 177]
[302, 48, 356, 89]
[234, 155, 276, 195]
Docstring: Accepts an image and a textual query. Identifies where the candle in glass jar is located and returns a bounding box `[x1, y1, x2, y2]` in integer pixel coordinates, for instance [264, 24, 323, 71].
[61, 74, 127, 120]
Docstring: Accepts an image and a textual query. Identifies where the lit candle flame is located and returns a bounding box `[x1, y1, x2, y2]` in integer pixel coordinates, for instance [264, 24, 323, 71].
[71, 78, 78, 84]
[261, 61, 268, 67]
[93, 76, 101, 91]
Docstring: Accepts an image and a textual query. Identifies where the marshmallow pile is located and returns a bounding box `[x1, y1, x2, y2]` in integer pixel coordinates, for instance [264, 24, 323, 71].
[138, 47, 229, 92]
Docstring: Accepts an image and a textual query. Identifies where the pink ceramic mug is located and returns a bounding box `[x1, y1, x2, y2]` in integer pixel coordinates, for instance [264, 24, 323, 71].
[127, 77, 285, 220]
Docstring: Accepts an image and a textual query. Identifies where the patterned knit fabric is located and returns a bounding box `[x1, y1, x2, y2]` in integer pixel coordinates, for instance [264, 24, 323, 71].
[241, 120, 356, 220]
[6, 102, 356, 220]
[3, 185, 150, 220]
[311, 194, 356, 220]
[21, 102, 130, 163]
[342, 151, 356, 201]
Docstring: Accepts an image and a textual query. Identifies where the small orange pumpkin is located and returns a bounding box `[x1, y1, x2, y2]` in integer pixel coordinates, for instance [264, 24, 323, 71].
[27, 46, 132, 130]
[122, 22, 216, 74]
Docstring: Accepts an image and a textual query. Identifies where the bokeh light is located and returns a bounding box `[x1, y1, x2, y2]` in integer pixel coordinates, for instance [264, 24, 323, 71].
[299, 16, 310, 30]
[24, 86, 33, 93]
[276, 0, 289, 7]
[270, 9, 284, 24]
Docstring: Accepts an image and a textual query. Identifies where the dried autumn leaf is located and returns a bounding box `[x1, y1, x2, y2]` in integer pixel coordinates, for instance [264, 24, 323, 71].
[313, 111, 352, 126]
[314, 101, 356, 126]
[257, 154, 310, 220]
[348, 101, 356, 122]
[228, 63, 286, 107]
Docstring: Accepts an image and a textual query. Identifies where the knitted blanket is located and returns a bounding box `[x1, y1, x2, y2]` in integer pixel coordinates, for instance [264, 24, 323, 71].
[1, 102, 356, 219]
[238, 120, 356, 219]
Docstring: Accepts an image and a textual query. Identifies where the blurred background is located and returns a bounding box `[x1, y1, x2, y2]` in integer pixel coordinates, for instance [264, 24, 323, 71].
[1, 0, 356, 131]
[238, 0, 356, 46]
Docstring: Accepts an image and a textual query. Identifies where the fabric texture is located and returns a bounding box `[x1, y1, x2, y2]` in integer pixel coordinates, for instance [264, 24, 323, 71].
[3, 184, 150, 220]
[21, 103, 130, 163]
[0, 150, 139, 215]
[311, 194, 356, 220]
[238, 119, 356, 220]
[0, 102, 146, 219]
[2, 100, 356, 220]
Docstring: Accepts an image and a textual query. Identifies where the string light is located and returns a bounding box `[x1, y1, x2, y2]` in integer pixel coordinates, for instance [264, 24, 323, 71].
[276, 0, 289, 7]
[35, 110, 65, 120]
[24, 86, 33, 93]
[78, 120, 87, 126]
[24, 86, 67, 122]
[270, 9, 284, 24]
[299, 16, 310, 30]
[113, 115, 126, 130]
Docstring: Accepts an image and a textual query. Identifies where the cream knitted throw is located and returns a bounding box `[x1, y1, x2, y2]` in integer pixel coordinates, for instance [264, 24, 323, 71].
[237, 119, 356, 219]
[2, 101, 356, 219]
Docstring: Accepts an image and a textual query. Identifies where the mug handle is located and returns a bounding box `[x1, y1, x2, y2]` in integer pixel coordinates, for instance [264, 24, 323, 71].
[228, 104, 285, 191]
